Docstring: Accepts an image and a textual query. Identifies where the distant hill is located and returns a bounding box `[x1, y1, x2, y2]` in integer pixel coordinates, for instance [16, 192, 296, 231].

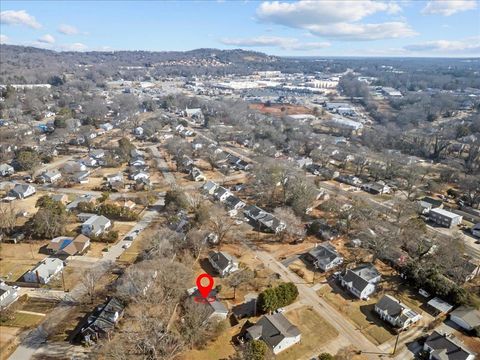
[0, 45, 286, 84]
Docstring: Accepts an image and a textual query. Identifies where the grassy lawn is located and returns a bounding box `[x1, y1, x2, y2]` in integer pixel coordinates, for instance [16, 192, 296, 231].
[277, 306, 339, 360]
[317, 284, 395, 345]
[0, 326, 21, 360]
[1, 312, 44, 329]
[179, 322, 239, 360]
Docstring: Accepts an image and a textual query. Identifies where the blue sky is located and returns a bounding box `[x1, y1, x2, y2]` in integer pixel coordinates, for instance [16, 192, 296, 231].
[1, 0, 479, 57]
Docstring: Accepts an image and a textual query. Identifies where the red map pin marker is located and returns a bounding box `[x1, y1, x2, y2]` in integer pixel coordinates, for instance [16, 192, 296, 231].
[196, 273, 214, 299]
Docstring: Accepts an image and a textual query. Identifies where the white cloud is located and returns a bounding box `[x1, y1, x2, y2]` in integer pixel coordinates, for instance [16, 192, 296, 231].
[220, 35, 330, 50]
[255, 0, 416, 40]
[422, 0, 477, 16]
[38, 34, 55, 44]
[58, 24, 79, 35]
[0, 10, 41, 29]
[404, 37, 480, 54]
[60, 42, 88, 51]
[0, 34, 9, 44]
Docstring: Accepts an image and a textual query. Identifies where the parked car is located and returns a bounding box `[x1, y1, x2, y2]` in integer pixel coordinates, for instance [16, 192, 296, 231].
[122, 242, 131, 249]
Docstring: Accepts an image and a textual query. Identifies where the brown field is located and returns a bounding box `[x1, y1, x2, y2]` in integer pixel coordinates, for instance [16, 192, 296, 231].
[0, 241, 50, 281]
[249, 103, 313, 117]
[0, 326, 21, 360]
[278, 306, 339, 360]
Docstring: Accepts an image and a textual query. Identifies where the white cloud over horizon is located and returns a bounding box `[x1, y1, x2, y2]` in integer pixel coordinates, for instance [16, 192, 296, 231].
[220, 35, 330, 50]
[58, 24, 79, 35]
[404, 37, 480, 54]
[38, 34, 55, 44]
[60, 42, 88, 51]
[0, 10, 41, 29]
[255, 0, 417, 41]
[0, 34, 9, 44]
[422, 0, 477, 16]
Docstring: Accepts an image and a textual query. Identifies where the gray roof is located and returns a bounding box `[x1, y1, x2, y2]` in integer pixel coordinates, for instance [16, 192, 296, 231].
[208, 251, 237, 272]
[425, 331, 474, 360]
[247, 313, 300, 349]
[224, 195, 243, 209]
[307, 243, 342, 268]
[342, 264, 380, 293]
[450, 306, 480, 329]
[376, 295, 406, 317]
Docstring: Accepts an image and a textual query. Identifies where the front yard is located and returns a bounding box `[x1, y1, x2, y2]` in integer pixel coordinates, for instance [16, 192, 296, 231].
[278, 306, 339, 360]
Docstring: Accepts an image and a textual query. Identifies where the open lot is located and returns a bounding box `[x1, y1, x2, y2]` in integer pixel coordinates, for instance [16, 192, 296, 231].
[278, 306, 339, 360]
[0, 241, 50, 281]
[0, 326, 21, 360]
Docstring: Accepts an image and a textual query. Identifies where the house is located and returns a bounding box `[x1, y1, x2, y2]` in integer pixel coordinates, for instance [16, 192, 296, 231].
[100, 123, 114, 131]
[340, 264, 381, 300]
[450, 307, 480, 332]
[213, 186, 233, 202]
[429, 208, 463, 228]
[187, 287, 229, 320]
[46, 234, 90, 256]
[81, 215, 112, 237]
[375, 295, 421, 329]
[39, 170, 62, 183]
[423, 331, 475, 360]
[224, 195, 246, 211]
[24, 257, 64, 284]
[66, 195, 96, 211]
[9, 184, 36, 199]
[243, 205, 286, 233]
[190, 167, 205, 182]
[208, 251, 239, 277]
[336, 175, 362, 187]
[305, 243, 343, 271]
[133, 127, 144, 136]
[362, 182, 392, 195]
[122, 200, 136, 210]
[129, 170, 149, 181]
[129, 157, 146, 167]
[445, 258, 479, 283]
[232, 294, 258, 319]
[81, 157, 97, 168]
[50, 194, 68, 204]
[89, 149, 105, 160]
[418, 197, 444, 215]
[427, 297, 454, 316]
[72, 171, 90, 184]
[79, 297, 125, 345]
[105, 172, 123, 184]
[472, 223, 480, 238]
[0, 164, 14, 176]
[63, 161, 87, 174]
[246, 313, 301, 355]
[0, 282, 19, 309]
[202, 180, 218, 195]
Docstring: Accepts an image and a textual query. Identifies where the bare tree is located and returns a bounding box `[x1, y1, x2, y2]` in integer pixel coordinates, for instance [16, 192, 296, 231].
[0, 203, 17, 237]
[80, 261, 111, 303]
[226, 268, 254, 299]
[208, 205, 235, 244]
[273, 207, 305, 242]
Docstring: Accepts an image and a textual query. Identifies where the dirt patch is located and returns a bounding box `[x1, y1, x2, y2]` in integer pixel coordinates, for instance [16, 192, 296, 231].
[249, 103, 313, 117]
[0, 326, 21, 360]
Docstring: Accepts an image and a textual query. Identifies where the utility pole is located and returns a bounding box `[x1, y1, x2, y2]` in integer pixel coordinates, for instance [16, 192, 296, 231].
[392, 330, 401, 355]
[61, 270, 67, 292]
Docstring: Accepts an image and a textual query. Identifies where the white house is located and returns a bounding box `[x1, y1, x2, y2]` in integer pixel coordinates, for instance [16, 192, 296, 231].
[375, 295, 421, 329]
[306, 243, 343, 271]
[208, 251, 239, 277]
[190, 167, 205, 182]
[106, 172, 123, 184]
[0, 164, 14, 176]
[9, 184, 36, 199]
[40, 169, 62, 183]
[100, 123, 114, 131]
[129, 171, 150, 181]
[340, 264, 381, 300]
[24, 257, 64, 284]
[213, 186, 232, 202]
[201, 180, 218, 195]
[429, 208, 463, 228]
[0, 282, 18, 309]
[81, 215, 112, 237]
[246, 313, 301, 354]
[134, 127, 144, 136]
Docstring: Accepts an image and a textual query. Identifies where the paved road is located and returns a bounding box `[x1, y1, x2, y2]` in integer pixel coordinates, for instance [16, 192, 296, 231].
[149, 145, 177, 186]
[242, 239, 381, 358]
